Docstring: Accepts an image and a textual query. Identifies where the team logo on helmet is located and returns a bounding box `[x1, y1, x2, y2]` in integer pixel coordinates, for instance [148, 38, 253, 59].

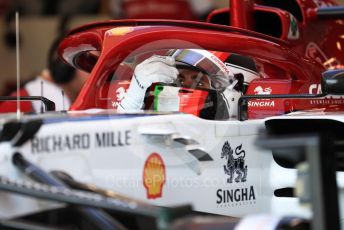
[143, 153, 166, 199]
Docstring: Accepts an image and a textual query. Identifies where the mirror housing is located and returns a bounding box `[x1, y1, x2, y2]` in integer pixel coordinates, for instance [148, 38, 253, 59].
[321, 69, 344, 95]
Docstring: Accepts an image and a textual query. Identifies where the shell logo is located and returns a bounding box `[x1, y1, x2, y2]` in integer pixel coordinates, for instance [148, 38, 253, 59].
[143, 153, 166, 199]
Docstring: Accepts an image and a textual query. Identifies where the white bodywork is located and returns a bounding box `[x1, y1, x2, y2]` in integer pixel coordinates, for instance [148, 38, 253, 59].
[0, 110, 327, 220]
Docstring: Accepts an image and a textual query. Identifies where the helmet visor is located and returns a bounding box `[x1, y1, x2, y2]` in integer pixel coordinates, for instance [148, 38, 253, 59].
[171, 49, 233, 89]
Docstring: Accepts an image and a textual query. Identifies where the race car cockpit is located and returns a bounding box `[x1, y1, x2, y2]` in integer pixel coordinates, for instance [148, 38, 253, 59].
[105, 48, 261, 120]
[59, 13, 337, 120]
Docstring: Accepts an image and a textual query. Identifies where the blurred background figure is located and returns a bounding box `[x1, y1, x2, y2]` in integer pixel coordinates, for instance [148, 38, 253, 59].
[46, 37, 88, 104]
[0, 36, 88, 113]
[0, 0, 218, 99]
[2, 0, 101, 50]
[0, 1, 103, 99]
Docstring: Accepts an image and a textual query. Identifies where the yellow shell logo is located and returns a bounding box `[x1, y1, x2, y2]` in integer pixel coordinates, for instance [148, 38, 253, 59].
[106, 27, 134, 36]
[143, 153, 166, 199]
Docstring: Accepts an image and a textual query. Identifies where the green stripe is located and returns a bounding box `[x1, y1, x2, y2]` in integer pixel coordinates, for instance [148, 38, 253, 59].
[153, 85, 164, 111]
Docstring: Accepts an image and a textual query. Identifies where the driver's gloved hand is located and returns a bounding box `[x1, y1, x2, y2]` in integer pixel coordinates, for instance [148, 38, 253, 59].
[118, 55, 178, 111]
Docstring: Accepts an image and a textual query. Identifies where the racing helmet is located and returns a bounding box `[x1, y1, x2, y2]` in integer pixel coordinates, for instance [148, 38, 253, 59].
[152, 49, 260, 120]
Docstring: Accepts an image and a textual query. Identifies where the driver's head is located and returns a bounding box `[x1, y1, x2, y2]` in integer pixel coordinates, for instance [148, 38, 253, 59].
[175, 67, 211, 89]
[169, 49, 234, 90]
[150, 49, 261, 119]
[118, 48, 260, 120]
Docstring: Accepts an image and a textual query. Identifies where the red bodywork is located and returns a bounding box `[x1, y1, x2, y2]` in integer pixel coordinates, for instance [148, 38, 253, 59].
[0, 89, 32, 113]
[59, 0, 344, 119]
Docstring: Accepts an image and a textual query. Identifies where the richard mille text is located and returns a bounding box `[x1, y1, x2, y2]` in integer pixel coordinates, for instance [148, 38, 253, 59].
[31, 130, 131, 153]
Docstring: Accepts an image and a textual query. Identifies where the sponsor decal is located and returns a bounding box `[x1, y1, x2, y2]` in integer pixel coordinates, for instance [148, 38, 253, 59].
[309, 84, 322, 94]
[216, 186, 256, 206]
[217, 141, 256, 207]
[31, 130, 131, 154]
[210, 55, 231, 76]
[287, 14, 299, 40]
[221, 141, 247, 183]
[248, 101, 275, 107]
[310, 98, 344, 105]
[143, 153, 166, 199]
[95, 131, 131, 148]
[253, 86, 272, 95]
[106, 27, 134, 36]
[309, 84, 344, 105]
[112, 87, 127, 109]
[248, 86, 274, 107]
